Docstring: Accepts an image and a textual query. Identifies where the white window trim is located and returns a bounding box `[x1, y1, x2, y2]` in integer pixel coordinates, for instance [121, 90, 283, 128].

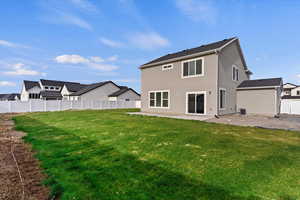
[181, 57, 205, 79]
[232, 65, 239, 81]
[219, 88, 226, 110]
[185, 91, 206, 115]
[162, 64, 173, 71]
[148, 90, 170, 109]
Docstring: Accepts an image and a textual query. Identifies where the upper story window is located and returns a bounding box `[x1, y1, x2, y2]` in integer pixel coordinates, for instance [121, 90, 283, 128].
[45, 86, 49, 90]
[232, 65, 239, 81]
[182, 58, 204, 78]
[162, 64, 173, 71]
[297, 91, 300, 95]
[55, 87, 60, 90]
[29, 93, 40, 99]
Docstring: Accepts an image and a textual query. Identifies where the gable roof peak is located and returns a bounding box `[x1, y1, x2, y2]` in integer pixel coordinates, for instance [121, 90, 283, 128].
[140, 37, 238, 68]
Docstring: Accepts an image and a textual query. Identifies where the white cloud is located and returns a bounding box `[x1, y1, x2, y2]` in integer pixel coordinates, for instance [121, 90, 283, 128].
[55, 55, 89, 64]
[2, 63, 46, 76]
[90, 56, 104, 63]
[60, 13, 93, 30]
[54, 55, 119, 71]
[0, 40, 30, 49]
[297, 74, 300, 78]
[68, 0, 98, 12]
[107, 55, 118, 62]
[0, 81, 16, 87]
[88, 63, 118, 71]
[114, 79, 139, 83]
[99, 37, 124, 48]
[129, 32, 170, 50]
[175, 0, 217, 24]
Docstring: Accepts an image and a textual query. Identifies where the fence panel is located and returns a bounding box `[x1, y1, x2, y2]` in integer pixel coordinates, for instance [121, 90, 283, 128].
[11, 101, 29, 113]
[31, 100, 45, 112]
[281, 100, 300, 115]
[0, 100, 140, 113]
[61, 101, 72, 111]
[0, 101, 10, 113]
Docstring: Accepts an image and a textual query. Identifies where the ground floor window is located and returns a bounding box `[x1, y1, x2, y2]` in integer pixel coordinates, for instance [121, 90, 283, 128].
[186, 92, 205, 114]
[219, 88, 226, 109]
[149, 90, 169, 108]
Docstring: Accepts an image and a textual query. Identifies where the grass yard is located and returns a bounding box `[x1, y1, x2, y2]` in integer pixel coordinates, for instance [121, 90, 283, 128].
[14, 109, 300, 200]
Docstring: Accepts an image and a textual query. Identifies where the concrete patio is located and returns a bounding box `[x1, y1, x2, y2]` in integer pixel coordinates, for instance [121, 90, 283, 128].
[128, 112, 213, 121]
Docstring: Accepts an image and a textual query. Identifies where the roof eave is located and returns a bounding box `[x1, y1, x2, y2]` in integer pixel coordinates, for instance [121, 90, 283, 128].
[139, 37, 240, 70]
[140, 49, 217, 69]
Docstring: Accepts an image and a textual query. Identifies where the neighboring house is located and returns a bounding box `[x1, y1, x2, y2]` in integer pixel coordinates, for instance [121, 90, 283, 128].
[20, 79, 140, 102]
[282, 83, 300, 97]
[140, 37, 280, 116]
[21, 80, 41, 101]
[236, 78, 282, 116]
[281, 83, 300, 101]
[0, 93, 20, 101]
[108, 86, 141, 101]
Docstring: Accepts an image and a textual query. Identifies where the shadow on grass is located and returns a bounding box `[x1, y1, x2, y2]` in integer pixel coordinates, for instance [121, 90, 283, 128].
[14, 115, 263, 200]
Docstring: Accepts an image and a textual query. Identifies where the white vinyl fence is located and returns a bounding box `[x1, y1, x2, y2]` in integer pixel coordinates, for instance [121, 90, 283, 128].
[0, 100, 141, 113]
[281, 100, 300, 115]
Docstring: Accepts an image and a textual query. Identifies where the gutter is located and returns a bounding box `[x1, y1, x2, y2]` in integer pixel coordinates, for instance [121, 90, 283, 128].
[139, 49, 217, 69]
[236, 86, 281, 90]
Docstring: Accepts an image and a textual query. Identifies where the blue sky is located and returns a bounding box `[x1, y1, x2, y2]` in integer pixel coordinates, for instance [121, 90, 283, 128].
[1, 0, 300, 93]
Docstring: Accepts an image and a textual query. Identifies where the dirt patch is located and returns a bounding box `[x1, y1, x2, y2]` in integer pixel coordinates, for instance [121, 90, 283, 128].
[0, 114, 49, 200]
[206, 114, 300, 132]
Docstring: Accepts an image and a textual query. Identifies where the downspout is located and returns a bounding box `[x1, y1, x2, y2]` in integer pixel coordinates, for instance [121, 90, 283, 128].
[215, 49, 220, 117]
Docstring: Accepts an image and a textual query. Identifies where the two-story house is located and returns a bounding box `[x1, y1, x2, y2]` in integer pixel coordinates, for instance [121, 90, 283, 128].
[140, 37, 282, 116]
[20, 79, 140, 102]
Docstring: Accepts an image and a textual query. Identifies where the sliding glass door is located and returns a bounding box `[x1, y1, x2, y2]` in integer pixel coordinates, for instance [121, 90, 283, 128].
[187, 92, 205, 114]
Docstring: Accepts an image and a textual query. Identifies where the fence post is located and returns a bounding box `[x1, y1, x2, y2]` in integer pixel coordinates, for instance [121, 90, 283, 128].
[44, 101, 46, 112]
[29, 100, 32, 112]
[59, 100, 62, 111]
[71, 101, 73, 110]
[9, 101, 12, 113]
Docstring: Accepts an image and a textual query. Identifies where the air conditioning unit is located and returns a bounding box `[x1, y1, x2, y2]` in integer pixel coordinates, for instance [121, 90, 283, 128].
[240, 108, 246, 115]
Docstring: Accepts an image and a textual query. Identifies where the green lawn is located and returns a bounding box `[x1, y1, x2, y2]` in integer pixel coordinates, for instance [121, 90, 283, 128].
[13, 109, 300, 200]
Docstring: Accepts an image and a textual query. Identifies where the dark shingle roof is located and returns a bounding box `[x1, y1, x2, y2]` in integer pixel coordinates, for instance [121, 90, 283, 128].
[40, 91, 62, 98]
[64, 82, 87, 92]
[142, 37, 236, 67]
[40, 79, 80, 87]
[0, 93, 20, 100]
[108, 87, 140, 97]
[282, 95, 300, 99]
[238, 78, 282, 88]
[69, 81, 113, 96]
[24, 80, 40, 90]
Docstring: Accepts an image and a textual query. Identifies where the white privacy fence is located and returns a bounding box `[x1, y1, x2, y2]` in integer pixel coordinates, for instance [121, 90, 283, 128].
[281, 100, 300, 115]
[0, 100, 141, 113]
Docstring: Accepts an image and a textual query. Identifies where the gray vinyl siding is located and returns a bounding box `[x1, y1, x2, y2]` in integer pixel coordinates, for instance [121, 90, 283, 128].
[237, 88, 278, 116]
[117, 90, 141, 101]
[218, 41, 249, 115]
[79, 83, 120, 101]
[141, 54, 219, 116]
